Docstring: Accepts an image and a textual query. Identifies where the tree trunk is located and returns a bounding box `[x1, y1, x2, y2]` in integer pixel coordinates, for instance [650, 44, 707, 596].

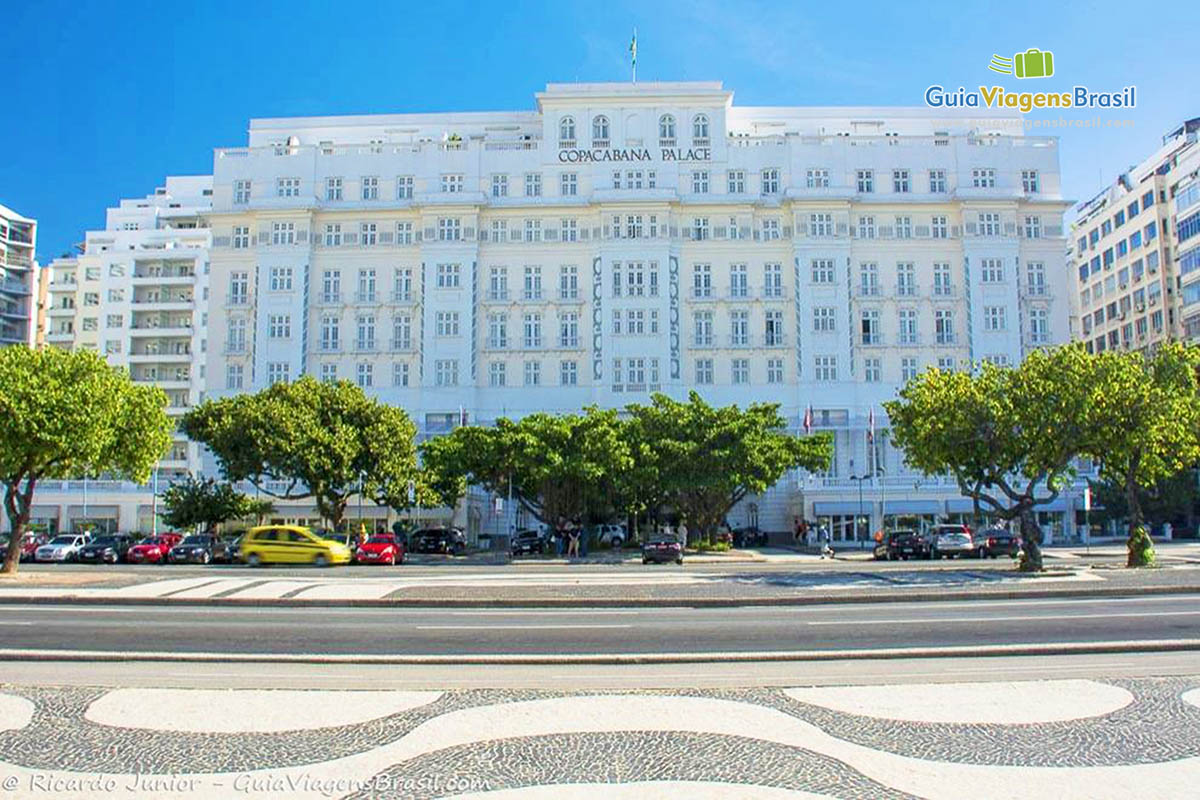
[1017, 503, 1043, 572]
[1125, 465, 1155, 567]
[2, 480, 36, 575]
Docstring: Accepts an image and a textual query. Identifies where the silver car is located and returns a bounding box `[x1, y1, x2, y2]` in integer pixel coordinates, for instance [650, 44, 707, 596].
[931, 529, 975, 559]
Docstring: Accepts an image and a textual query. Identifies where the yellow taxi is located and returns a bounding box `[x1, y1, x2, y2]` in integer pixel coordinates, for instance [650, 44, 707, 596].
[238, 525, 353, 567]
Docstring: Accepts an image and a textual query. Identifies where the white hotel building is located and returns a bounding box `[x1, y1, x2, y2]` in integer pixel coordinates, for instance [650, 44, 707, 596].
[199, 81, 1081, 543]
[21, 177, 212, 535]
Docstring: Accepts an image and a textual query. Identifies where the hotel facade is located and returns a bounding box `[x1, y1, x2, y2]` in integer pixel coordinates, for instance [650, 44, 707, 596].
[196, 81, 1082, 543]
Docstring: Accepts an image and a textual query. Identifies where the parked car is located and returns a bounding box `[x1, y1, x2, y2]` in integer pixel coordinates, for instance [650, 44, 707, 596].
[34, 534, 89, 563]
[77, 534, 135, 564]
[167, 534, 233, 565]
[510, 529, 546, 556]
[410, 527, 467, 555]
[239, 525, 352, 567]
[731, 526, 767, 548]
[17, 533, 50, 563]
[977, 527, 1022, 559]
[931, 530, 975, 559]
[873, 529, 932, 560]
[356, 534, 405, 565]
[126, 533, 182, 564]
[642, 535, 684, 565]
[595, 524, 627, 547]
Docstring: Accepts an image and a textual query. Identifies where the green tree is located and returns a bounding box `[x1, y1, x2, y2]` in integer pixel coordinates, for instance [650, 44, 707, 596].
[0, 346, 172, 573]
[1084, 343, 1200, 566]
[885, 346, 1098, 572]
[160, 474, 262, 535]
[182, 377, 419, 530]
[421, 407, 631, 536]
[627, 392, 832, 545]
[1088, 469, 1198, 533]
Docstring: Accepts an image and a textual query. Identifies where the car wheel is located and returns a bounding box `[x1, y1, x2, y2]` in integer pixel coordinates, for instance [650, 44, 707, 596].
[675, 557, 684, 565]
[247, 553, 262, 568]
[314, 554, 330, 568]
[642, 558, 649, 564]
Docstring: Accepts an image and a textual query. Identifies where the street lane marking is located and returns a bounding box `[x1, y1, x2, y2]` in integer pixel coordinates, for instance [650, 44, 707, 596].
[416, 624, 634, 631]
[807, 610, 1200, 625]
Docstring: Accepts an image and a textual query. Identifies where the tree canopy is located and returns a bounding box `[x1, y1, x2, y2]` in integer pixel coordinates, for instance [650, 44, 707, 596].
[626, 392, 831, 542]
[160, 474, 262, 535]
[0, 346, 172, 573]
[181, 376, 419, 529]
[885, 345, 1099, 571]
[421, 393, 831, 544]
[1084, 343, 1200, 565]
[421, 406, 631, 531]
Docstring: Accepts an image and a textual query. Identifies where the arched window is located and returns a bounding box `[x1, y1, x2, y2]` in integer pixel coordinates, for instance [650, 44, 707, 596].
[592, 115, 610, 145]
[659, 115, 676, 143]
[693, 114, 710, 143]
[559, 116, 575, 145]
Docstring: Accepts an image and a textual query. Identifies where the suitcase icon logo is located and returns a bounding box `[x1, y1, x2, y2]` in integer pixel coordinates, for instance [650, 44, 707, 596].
[988, 49, 1055, 79]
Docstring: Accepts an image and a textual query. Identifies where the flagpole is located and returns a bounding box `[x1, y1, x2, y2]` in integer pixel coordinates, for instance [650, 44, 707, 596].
[630, 28, 637, 83]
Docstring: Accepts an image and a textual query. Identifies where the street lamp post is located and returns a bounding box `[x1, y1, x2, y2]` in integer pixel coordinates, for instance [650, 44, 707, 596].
[849, 473, 869, 547]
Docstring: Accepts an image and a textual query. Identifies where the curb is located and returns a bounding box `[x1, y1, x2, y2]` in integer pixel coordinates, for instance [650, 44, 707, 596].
[0, 583, 1197, 608]
[0, 639, 1197, 665]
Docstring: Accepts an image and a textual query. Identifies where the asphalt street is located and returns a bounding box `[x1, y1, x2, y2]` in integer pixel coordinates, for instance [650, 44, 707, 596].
[1, 594, 1197, 656]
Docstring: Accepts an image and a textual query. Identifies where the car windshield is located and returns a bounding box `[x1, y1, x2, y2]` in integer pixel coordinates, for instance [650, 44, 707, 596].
[180, 536, 208, 546]
[365, 537, 394, 544]
[89, 537, 117, 546]
[48, 537, 75, 545]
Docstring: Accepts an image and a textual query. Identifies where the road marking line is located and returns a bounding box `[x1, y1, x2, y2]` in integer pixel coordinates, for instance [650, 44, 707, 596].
[416, 624, 634, 631]
[806, 610, 1200, 625]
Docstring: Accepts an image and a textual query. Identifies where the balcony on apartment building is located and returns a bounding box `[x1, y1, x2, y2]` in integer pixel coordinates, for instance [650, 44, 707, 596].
[131, 259, 198, 285]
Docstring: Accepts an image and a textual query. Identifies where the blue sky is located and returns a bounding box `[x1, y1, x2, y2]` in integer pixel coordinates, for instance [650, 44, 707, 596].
[3, 0, 1198, 262]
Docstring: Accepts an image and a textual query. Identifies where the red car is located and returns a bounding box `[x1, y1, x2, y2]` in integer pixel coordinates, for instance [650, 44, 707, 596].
[356, 534, 405, 565]
[17, 533, 50, 563]
[126, 533, 183, 564]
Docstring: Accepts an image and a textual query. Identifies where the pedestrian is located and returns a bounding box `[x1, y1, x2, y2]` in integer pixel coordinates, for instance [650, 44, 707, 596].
[677, 521, 688, 548]
[579, 524, 589, 557]
[567, 524, 580, 558]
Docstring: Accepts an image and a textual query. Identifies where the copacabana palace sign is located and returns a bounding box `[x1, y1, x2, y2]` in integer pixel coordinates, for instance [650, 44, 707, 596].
[557, 146, 712, 163]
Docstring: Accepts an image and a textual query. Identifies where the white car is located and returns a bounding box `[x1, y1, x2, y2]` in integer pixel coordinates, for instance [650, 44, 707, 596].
[35, 535, 89, 563]
[596, 524, 627, 546]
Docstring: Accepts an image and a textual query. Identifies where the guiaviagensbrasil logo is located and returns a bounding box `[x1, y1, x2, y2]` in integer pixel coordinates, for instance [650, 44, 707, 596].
[989, 49, 1054, 79]
[925, 46, 1135, 112]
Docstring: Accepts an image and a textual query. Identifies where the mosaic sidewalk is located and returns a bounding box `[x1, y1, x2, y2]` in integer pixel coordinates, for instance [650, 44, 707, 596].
[0, 677, 1196, 798]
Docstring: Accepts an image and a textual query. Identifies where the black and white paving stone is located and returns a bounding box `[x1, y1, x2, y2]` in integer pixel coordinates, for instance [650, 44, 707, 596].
[0, 679, 1195, 798]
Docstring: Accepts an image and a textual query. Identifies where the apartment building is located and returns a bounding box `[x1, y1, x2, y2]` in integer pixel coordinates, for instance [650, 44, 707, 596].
[1067, 118, 1200, 351]
[0, 204, 39, 347]
[31, 177, 212, 534]
[202, 81, 1077, 542]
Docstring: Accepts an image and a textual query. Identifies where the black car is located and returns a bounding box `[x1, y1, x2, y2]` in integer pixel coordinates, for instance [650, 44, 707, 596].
[167, 534, 232, 565]
[77, 534, 135, 564]
[410, 527, 467, 555]
[977, 528, 1022, 558]
[874, 529, 932, 560]
[510, 529, 546, 556]
[642, 535, 683, 565]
